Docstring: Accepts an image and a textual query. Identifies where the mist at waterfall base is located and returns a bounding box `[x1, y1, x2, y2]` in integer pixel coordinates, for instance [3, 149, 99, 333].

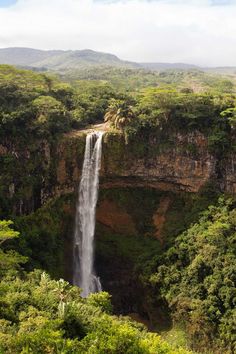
[73, 132, 104, 297]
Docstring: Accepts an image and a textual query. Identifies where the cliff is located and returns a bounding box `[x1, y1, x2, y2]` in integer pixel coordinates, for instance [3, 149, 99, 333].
[53, 129, 236, 198]
[3, 127, 234, 323]
[0, 128, 235, 217]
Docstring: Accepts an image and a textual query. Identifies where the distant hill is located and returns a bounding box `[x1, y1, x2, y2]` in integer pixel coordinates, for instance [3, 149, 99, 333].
[0, 47, 203, 72]
[0, 47, 63, 67]
[0, 47, 140, 71]
[141, 62, 200, 71]
[0, 47, 236, 94]
[205, 66, 236, 75]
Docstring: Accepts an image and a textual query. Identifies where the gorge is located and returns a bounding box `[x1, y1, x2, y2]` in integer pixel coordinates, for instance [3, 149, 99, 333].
[0, 65, 235, 353]
[2, 127, 235, 318]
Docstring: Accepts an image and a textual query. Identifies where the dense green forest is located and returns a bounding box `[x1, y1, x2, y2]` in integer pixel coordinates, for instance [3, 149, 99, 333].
[61, 66, 236, 93]
[1, 64, 236, 146]
[0, 65, 236, 353]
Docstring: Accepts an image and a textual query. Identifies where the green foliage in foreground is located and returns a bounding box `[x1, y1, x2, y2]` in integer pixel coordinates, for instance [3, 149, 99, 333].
[0, 218, 191, 353]
[150, 198, 236, 353]
[0, 270, 191, 354]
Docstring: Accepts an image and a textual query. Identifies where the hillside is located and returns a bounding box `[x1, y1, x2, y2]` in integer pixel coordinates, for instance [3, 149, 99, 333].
[1, 48, 236, 94]
[0, 47, 139, 70]
[0, 47, 209, 72]
[0, 47, 63, 67]
[62, 66, 236, 93]
[1, 47, 236, 73]
[141, 62, 200, 70]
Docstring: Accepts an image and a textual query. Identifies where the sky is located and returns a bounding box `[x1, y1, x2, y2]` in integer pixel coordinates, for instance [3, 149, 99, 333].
[0, 0, 236, 66]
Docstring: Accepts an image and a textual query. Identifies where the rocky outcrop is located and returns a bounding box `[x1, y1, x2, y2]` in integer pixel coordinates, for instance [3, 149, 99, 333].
[223, 153, 236, 193]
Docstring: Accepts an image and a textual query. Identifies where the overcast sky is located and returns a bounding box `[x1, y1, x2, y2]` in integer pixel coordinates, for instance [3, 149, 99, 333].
[0, 0, 236, 66]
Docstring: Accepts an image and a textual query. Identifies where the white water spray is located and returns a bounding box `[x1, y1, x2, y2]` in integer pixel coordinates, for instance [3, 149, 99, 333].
[73, 131, 104, 297]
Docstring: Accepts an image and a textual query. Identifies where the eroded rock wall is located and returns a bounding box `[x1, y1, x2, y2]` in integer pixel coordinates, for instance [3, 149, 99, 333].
[51, 130, 236, 201]
[0, 129, 236, 216]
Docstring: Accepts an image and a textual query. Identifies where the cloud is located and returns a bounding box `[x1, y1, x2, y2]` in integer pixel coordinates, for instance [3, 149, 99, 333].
[0, 0, 236, 66]
[211, 0, 236, 5]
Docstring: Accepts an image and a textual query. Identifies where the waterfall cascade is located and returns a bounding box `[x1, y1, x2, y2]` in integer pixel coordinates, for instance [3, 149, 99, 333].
[73, 131, 104, 297]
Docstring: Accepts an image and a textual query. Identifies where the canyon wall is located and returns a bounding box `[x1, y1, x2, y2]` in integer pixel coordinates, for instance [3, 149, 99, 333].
[0, 129, 235, 217]
[53, 130, 236, 198]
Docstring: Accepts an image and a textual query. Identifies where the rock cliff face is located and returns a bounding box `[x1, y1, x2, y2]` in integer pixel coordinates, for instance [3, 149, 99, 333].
[0, 129, 235, 216]
[51, 130, 236, 200]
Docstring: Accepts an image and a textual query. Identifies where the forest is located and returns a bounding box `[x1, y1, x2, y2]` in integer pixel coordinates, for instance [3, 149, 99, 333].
[0, 64, 235, 353]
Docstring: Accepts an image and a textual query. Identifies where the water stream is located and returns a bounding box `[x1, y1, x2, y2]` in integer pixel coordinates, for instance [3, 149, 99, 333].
[73, 131, 103, 297]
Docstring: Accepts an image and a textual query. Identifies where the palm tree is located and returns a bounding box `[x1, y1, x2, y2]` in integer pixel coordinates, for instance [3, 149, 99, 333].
[104, 99, 135, 133]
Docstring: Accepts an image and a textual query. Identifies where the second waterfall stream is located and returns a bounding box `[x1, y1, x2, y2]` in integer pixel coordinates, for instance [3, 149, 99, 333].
[73, 131, 104, 297]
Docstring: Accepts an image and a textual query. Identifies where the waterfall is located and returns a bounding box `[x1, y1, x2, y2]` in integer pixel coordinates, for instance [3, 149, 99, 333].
[73, 131, 103, 297]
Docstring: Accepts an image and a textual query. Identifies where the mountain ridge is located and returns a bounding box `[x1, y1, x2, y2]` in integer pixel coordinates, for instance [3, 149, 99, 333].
[0, 47, 140, 70]
[0, 47, 201, 71]
[0, 47, 235, 73]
